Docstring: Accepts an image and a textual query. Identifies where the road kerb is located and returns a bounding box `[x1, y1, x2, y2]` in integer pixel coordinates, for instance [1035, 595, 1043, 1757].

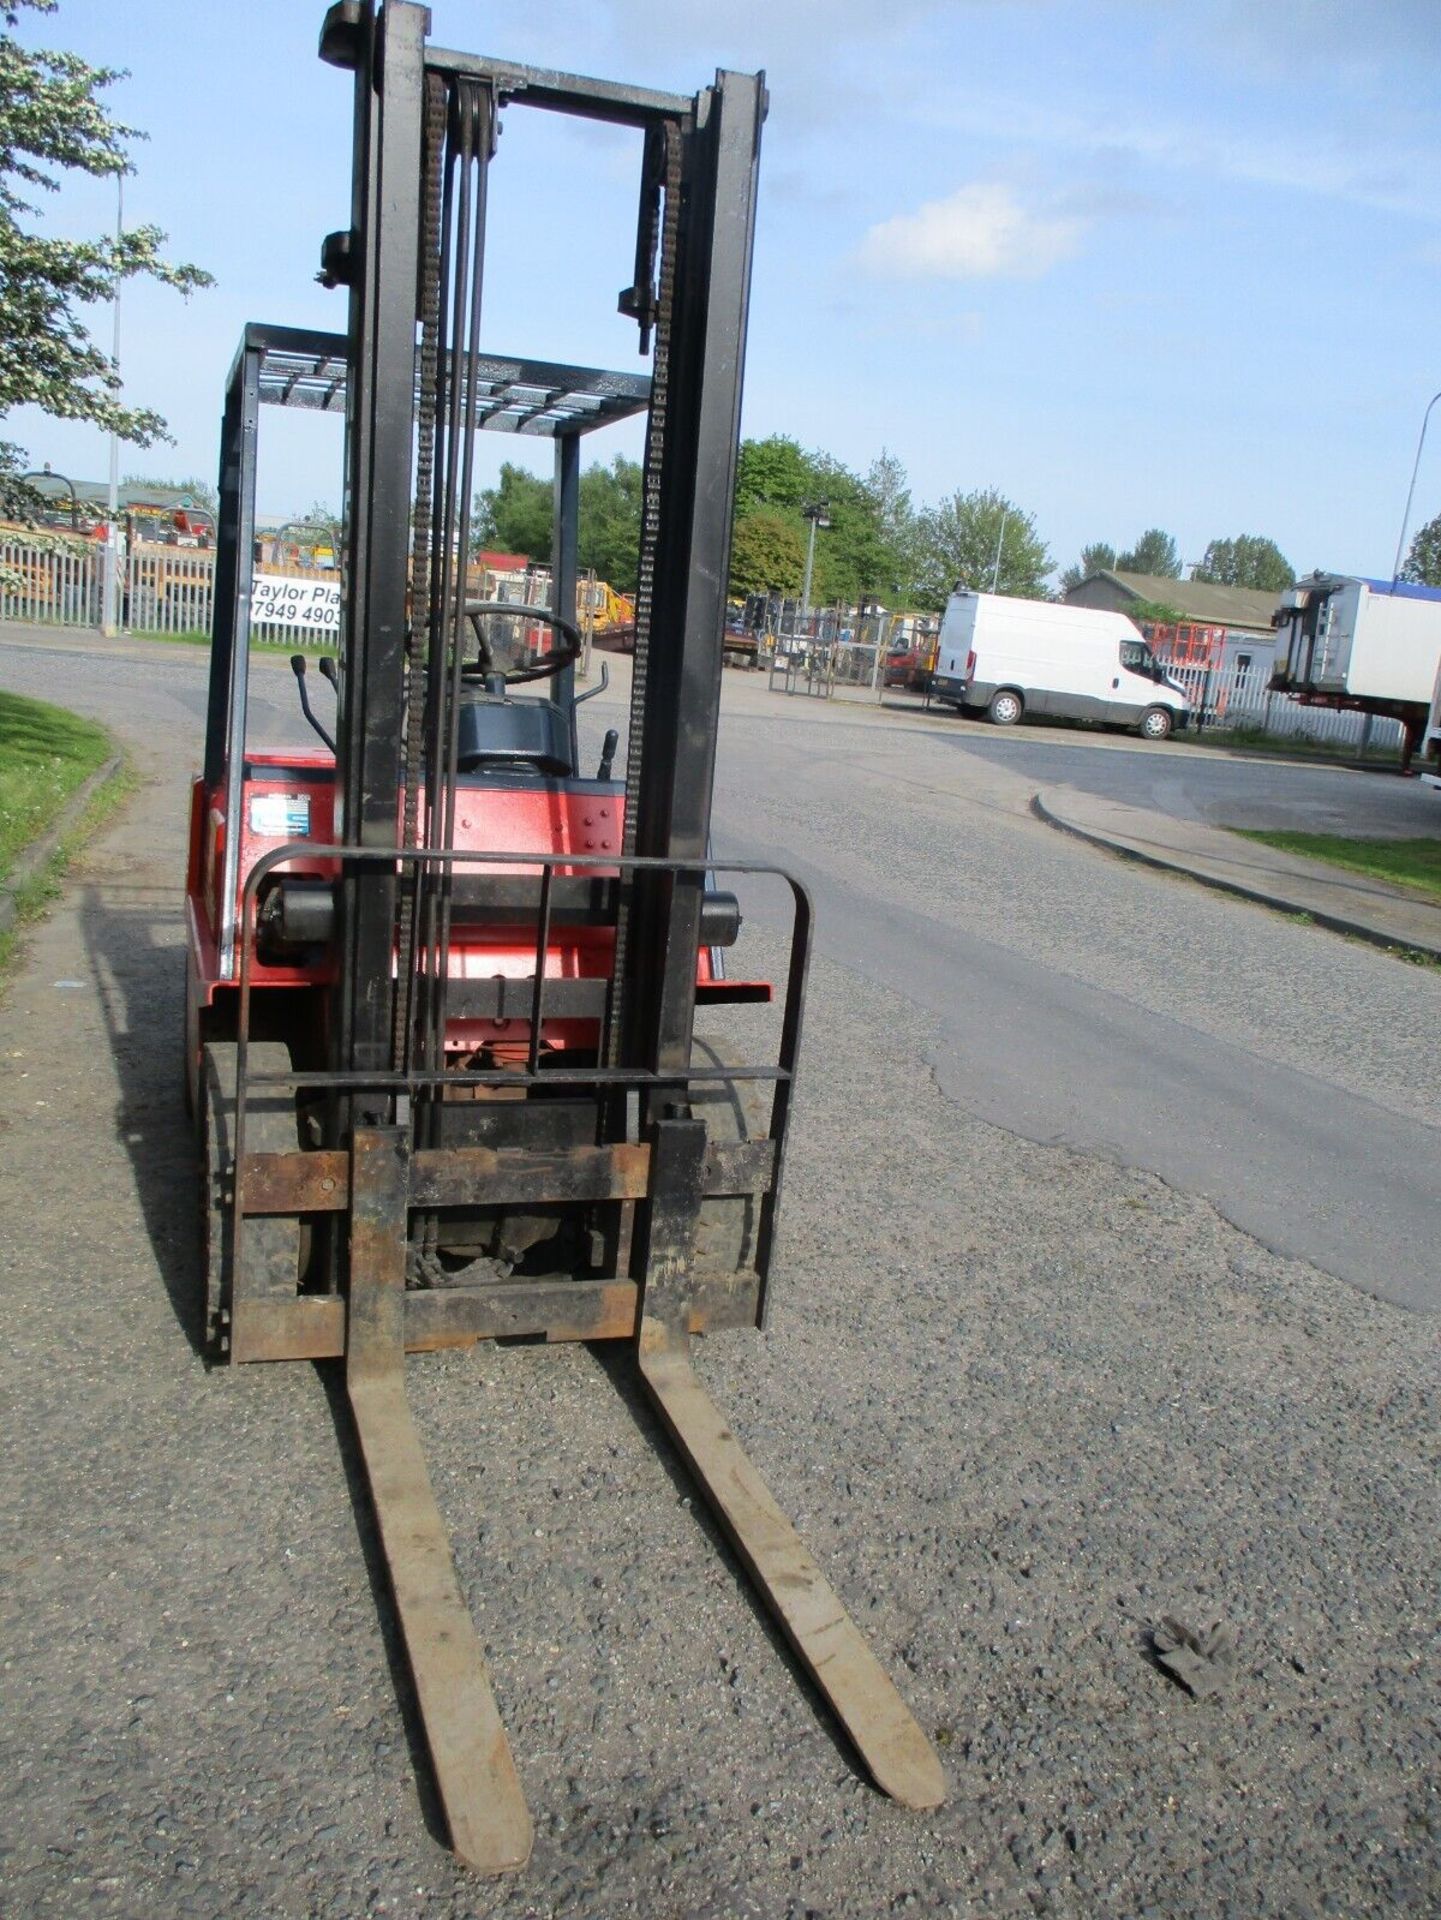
[0, 751, 126, 941]
[1031, 790, 1441, 965]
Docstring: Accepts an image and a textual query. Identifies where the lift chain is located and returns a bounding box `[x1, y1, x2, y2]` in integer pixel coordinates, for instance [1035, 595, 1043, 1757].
[393, 70, 450, 1078]
[606, 116, 682, 1067]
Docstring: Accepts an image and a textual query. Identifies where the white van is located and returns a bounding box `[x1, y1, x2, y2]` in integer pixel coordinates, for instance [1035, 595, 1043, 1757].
[930, 590, 1191, 739]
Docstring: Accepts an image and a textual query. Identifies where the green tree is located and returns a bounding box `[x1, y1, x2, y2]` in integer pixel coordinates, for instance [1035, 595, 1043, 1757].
[473, 462, 552, 561]
[865, 448, 919, 600]
[473, 457, 644, 588]
[1115, 528, 1181, 577]
[0, 0, 211, 516]
[728, 509, 805, 596]
[1193, 533, 1293, 592]
[1059, 540, 1117, 593]
[913, 487, 1052, 608]
[805, 456, 888, 606]
[733, 435, 900, 607]
[285, 497, 339, 530]
[577, 454, 641, 594]
[1125, 597, 1185, 625]
[1402, 510, 1441, 587]
[735, 435, 812, 516]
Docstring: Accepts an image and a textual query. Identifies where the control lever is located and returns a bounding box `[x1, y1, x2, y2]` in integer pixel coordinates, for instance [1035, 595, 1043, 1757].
[290, 653, 337, 754]
[597, 728, 619, 781]
[316, 654, 339, 692]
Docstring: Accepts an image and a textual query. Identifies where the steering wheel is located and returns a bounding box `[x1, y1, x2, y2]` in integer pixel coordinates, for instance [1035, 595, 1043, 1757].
[461, 600, 582, 685]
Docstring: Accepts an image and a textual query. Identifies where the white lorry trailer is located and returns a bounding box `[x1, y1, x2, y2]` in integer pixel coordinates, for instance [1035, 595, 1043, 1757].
[929, 589, 1191, 739]
[1270, 573, 1441, 770]
[1423, 655, 1441, 790]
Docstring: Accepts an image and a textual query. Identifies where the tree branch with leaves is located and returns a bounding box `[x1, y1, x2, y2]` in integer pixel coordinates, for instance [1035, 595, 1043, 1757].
[913, 487, 1052, 608]
[0, 0, 211, 520]
[1400, 511, 1441, 588]
[1192, 534, 1293, 592]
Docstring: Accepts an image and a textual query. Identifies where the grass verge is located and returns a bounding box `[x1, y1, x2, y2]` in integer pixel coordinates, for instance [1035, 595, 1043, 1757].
[1189, 726, 1403, 767]
[0, 690, 113, 886]
[1232, 828, 1441, 904]
[0, 690, 132, 980]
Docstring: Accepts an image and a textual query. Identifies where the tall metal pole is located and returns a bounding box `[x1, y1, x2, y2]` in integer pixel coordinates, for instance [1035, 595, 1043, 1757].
[799, 497, 828, 627]
[989, 510, 1009, 592]
[101, 175, 123, 636]
[800, 513, 818, 621]
[1391, 388, 1441, 589]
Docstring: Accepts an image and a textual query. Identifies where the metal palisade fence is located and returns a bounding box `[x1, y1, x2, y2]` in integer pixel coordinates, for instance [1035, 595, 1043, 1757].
[127, 547, 219, 635]
[0, 531, 104, 625]
[0, 532, 564, 646]
[0, 533, 267, 638]
[1160, 659, 1404, 751]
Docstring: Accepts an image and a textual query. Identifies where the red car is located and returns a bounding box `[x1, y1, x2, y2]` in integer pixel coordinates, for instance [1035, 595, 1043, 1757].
[883, 645, 931, 692]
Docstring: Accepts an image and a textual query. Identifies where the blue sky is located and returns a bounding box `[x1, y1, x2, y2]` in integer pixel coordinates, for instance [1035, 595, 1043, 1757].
[9, 0, 1441, 585]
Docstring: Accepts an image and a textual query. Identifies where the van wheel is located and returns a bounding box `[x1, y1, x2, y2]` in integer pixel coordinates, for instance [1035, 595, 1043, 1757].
[1139, 705, 1174, 741]
[988, 689, 1023, 726]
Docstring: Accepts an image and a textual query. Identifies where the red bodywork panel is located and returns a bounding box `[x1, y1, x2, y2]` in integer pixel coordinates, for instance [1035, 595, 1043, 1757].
[185, 750, 762, 1059]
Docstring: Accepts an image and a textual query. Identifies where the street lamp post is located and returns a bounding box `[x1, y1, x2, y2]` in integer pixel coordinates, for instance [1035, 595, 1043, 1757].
[22, 466, 79, 529]
[799, 498, 830, 624]
[102, 174, 124, 636]
[1391, 388, 1441, 589]
[989, 511, 1009, 593]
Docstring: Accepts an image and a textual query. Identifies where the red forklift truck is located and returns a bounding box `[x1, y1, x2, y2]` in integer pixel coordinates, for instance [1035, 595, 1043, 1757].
[185, 0, 944, 1872]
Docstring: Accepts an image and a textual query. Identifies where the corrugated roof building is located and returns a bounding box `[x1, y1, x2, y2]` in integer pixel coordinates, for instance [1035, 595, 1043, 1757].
[1062, 570, 1282, 636]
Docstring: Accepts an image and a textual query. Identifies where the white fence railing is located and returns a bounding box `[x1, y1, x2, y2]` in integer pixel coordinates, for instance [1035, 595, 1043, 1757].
[0, 535, 574, 648]
[0, 535, 103, 626]
[125, 547, 219, 636]
[1158, 660, 1404, 752]
[0, 535, 224, 635]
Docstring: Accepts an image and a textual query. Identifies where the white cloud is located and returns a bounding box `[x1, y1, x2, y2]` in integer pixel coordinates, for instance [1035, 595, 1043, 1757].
[856, 182, 1084, 281]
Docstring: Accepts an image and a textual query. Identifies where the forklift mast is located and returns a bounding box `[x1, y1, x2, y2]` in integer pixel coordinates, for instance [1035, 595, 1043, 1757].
[186, 0, 944, 1871]
[324, 1, 760, 1102]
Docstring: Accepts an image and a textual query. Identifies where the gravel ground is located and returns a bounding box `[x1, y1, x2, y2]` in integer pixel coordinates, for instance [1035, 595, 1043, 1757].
[0, 638, 1438, 1916]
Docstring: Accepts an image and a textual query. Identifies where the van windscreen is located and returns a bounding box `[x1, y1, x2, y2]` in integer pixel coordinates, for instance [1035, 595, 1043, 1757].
[1120, 639, 1162, 679]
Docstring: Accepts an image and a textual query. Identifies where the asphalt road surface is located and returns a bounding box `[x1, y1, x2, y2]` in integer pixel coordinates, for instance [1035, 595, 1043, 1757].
[706, 694, 1441, 1315]
[2, 628, 1438, 1919]
[925, 717, 1441, 839]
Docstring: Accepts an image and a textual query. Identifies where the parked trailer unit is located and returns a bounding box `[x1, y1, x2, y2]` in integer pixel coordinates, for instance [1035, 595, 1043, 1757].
[1270, 573, 1441, 768]
[930, 589, 1191, 738]
[1423, 654, 1441, 788]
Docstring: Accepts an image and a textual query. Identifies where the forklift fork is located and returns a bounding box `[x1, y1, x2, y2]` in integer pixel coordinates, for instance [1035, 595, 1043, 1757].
[345, 1128, 532, 1873]
[633, 1116, 947, 1812]
[635, 1328, 947, 1811]
[340, 1115, 942, 1874]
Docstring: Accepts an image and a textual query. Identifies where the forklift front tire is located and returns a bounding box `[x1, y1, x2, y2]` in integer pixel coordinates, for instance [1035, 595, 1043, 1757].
[200, 1040, 304, 1360]
[690, 1035, 769, 1275]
